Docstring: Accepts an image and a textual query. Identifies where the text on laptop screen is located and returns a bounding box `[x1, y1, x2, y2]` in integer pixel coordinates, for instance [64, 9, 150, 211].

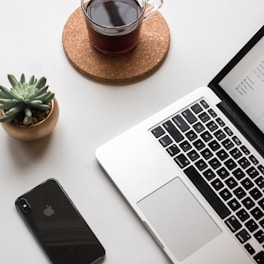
[219, 36, 264, 133]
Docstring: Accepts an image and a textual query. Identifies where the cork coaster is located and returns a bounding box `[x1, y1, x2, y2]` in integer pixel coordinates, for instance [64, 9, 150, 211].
[62, 6, 170, 83]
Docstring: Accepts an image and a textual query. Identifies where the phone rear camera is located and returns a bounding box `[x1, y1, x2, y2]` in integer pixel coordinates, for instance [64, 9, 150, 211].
[18, 198, 31, 214]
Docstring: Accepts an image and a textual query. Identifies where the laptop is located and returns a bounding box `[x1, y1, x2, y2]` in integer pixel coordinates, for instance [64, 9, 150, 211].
[96, 25, 264, 264]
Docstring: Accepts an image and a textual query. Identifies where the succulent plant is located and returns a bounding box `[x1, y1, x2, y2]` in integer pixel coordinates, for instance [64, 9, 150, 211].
[0, 74, 54, 126]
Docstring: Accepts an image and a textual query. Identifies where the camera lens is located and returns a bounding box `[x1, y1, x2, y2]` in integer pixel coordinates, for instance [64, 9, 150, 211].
[18, 198, 31, 214]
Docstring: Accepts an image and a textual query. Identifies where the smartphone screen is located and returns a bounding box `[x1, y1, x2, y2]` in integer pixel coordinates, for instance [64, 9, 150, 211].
[15, 178, 105, 264]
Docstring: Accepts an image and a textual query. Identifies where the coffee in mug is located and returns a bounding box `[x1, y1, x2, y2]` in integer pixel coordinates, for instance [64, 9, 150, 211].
[81, 0, 163, 56]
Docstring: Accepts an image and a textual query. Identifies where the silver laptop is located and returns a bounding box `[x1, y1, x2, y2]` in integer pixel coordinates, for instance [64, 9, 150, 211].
[96, 25, 264, 264]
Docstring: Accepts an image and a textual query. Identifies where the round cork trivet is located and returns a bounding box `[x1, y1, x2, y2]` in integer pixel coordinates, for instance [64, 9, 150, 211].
[62, 6, 170, 83]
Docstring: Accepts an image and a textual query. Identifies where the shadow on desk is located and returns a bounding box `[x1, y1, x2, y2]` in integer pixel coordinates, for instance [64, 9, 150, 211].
[5, 134, 54, 170]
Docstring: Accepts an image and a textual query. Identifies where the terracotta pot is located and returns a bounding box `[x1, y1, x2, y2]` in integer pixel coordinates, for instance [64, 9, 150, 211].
[0, 98, 59, 141]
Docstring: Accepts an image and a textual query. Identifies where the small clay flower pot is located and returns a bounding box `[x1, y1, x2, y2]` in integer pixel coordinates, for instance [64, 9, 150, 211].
[0, 98, 59, 141]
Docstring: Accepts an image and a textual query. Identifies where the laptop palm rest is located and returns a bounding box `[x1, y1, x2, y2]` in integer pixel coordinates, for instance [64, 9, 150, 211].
[137, 177, 222, 261]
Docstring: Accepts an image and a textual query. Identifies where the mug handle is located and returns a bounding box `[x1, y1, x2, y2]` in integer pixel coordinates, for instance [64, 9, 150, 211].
[144, 0, 163, 20]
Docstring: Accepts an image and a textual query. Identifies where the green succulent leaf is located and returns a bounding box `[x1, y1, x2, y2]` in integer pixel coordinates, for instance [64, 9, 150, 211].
[7, 74, 19, 89]
[0, 85, 17, 99]
[20, 73, 26, 84]
[33, 104, 51, 111]
[0, 74, 55, 124]
[35, 77, 47, 89]
[28, 75, 35, 85]
[0, 98, 19, 109]
[0, 104, 24, 123]
[23, 108, 33, 126]
[35, 92, 54, 104]
[28, 85, 49, 99]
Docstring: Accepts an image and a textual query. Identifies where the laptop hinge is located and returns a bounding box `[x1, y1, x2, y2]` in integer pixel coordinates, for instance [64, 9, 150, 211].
[217, 101, 264, 157]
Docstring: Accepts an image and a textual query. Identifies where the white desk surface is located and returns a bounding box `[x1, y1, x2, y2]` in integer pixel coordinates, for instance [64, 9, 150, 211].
[0, 0, 263, 263]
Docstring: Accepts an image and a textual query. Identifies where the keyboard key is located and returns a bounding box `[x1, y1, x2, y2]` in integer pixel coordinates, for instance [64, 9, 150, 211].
[208, 140, 221, 151]
[225, 215, 242, 232]
[246, 167, 259, 179]
[191, 103, 203, 114]
[250, 207, 264, 221]
[151, 126, 165, 138]
[211, 178, 224, 191]
[257, 164, 264, 174]
[216, 117, 225, 126]
[201, 148, 213, 160]
[172, 114, 190, 132]
[255, 176, 264, 189]
[193, 122, 205, 133]
[249, 155, 259, 165]
[236, 229, 251, 243]
[217, 167, 230, 179]
[233, 186, 246, 200]
[200, 99, 209, 109]
[222, 139, 234, 150]
[244, 243, 255, 255]
[214, 129, 226, 141]
[184, 166, 231, 219]
[187, 149, 199, 161]
[203, 169, 216, 181]
[240, 145, 250, 155]
[208, 109, 217, 118]
[254, 251, 264, 264]
[238, 157, 251, 169]
[227, 198, 241, 212]
[254, 230, 264, 244]
[232, 136, 242, 146]
[260, 219, 264, 229]
[208, 157, 221, 169]
[159, 135, 172, 147]
[200, 131, 213, 142]
[233, 168, 246, 180]
[242, 196, 255, 210]
[216, 149, 229, 161]
[225, 177, 238, 189]
[163, 120, 184, 143]
[236, 208, 250, 222]
[258, 198, 264, 210]
[245, 219, 258, 233]
[182, 109, 197, 124]
[174, 154, 190, 169]
[230, 148, 242, 159]
[224, 158, 237, 171]
[185, 130, 198, 141]
[179, 140, 192, 152]
[219, 188, 232, 201]
[198, 112, 211, 123]
[195, 159, 208, 171]
[249, 187, 262, 201]
[241, 178, 254, 191]
[206, 120, 218, 132]
[224, 126, 233, 136]
[193, 139, 205, 151]
[166, 144, 180, 157]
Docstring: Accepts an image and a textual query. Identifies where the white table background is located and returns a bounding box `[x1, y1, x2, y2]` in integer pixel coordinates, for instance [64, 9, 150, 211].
[0, 0, 263, 263]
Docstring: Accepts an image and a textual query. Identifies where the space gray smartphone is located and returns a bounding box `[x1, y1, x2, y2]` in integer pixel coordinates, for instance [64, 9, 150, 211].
[15, 178, 105, 264]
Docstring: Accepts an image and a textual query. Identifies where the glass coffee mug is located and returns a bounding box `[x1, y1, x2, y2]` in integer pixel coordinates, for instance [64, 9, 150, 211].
[81, 0, 163, 56]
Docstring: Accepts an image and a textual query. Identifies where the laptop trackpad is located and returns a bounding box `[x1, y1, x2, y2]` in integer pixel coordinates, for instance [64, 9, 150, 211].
[137, 177, 221, 261]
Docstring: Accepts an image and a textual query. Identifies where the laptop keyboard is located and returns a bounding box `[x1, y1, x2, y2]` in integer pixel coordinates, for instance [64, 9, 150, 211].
[151, 98, 264, 264]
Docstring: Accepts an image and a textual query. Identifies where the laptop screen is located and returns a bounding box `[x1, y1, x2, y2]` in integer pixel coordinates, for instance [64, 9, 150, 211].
[219, 36, 264, 133]
[209, 26, 264, 148]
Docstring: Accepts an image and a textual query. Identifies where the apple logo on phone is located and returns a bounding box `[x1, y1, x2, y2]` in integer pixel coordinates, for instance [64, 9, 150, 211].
[43, 205, 55, 217]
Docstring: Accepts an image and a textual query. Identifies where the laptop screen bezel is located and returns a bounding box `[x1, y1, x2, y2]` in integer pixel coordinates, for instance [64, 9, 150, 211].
[208, 25, 264, 154]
